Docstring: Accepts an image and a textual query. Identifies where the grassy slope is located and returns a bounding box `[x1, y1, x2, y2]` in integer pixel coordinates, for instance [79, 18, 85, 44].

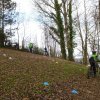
[0, 48, 100, 100]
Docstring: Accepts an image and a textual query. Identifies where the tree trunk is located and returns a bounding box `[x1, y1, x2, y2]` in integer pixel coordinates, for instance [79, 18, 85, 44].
[68, 0, 74, 61]
[83, 0, 88, 65]
[0, 0, 5, 47]
[62, 0, 68, 58]
[76, 5, 84, 62]
[54, 0, 66, 59]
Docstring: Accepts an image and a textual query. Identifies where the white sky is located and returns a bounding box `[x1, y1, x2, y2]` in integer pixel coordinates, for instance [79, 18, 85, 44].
[12, 0, 44, 48]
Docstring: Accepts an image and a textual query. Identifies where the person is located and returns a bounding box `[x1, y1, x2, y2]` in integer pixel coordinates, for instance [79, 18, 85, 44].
[92, 51, 98, 61]
[44, 47, 48, 56]
[92, 51, 99, 72]
[15, 42, 19, 49]
[89, 51, 98, 77]
[29, 43, 33, 53]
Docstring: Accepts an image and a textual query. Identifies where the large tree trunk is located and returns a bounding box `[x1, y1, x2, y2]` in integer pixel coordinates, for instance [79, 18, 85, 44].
[54, 0, 66, 59]
[68, 0, 74, 61]
[0, 0, 5, 47]
[0, 30, 5, 47]
[62, 0, 68, 58]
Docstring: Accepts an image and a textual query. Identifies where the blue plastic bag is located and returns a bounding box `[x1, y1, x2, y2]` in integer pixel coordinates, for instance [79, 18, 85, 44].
[71, 89, 78, 94]
[43, 82, 49, 86]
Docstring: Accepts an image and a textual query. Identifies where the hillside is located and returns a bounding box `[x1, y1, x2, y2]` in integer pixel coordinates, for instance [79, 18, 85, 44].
[0, 48, 100, 100]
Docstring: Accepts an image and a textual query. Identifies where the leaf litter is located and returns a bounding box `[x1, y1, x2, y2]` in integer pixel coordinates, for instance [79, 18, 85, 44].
[0, 48, 100, 100]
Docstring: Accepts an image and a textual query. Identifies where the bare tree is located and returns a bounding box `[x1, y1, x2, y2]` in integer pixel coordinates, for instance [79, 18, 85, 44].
[0, 0, 16, 47]
[33, 0, 66, 59]
[75, 0, 93, 64]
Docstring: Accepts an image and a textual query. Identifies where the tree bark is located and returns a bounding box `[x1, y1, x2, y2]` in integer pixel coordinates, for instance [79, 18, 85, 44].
[83, 0, 88, 65]
[54, 0, 66, 59]
[68, 0, 74, 61]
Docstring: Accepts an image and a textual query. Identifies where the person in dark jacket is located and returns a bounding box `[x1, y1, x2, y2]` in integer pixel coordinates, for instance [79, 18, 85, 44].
[44, 47, 48, 56]
[89, 51, 98, 77]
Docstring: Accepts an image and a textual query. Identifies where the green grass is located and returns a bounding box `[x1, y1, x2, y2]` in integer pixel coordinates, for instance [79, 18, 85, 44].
[1, 48, 99, 100]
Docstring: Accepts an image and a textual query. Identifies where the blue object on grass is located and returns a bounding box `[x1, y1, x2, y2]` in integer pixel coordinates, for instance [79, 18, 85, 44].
[71, 89, 78, 94]
[43, 82, 49, 86]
